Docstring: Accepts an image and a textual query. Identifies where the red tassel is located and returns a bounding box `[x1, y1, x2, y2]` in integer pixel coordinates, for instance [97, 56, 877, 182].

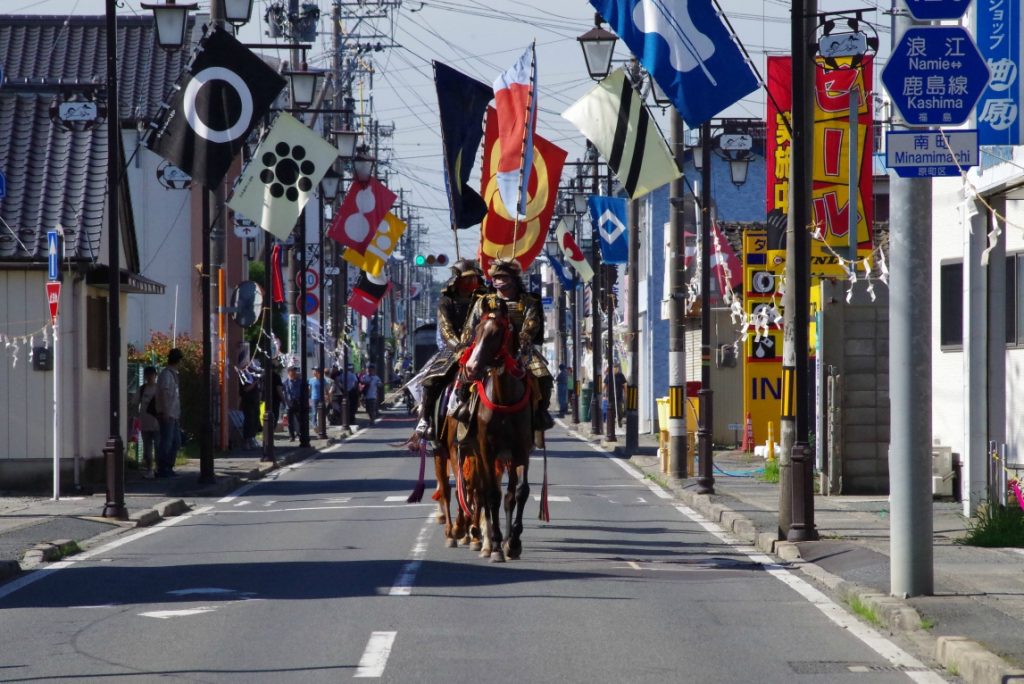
[271, 244, 285, 303]
[407, 441, 427, 503]
[538, 445, 550, 523]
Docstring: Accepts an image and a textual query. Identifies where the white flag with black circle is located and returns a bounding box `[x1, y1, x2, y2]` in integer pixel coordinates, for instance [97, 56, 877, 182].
[146, 28, 285, 189]
[228, 112, 340, 241]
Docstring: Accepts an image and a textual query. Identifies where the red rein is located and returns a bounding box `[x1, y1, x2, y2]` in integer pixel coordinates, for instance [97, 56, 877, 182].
[461, 313, 530, 413]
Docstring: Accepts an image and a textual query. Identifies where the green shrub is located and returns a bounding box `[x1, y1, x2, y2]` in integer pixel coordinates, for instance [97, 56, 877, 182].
[958, 502, 1024, 548]
[759, 459, 780, 484]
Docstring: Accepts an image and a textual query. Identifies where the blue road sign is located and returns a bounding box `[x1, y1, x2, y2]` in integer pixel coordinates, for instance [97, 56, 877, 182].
[47, 230, 59, 281]
[0, 168, 6, 199]
[886, 129, 979, 178]
[904, 0, 971, 21]
[881, 26, 990, 127]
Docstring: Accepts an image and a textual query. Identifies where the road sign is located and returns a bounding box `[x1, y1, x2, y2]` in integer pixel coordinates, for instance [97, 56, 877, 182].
[881, 26, 990, 127]
[904, 0, 971, 21]
[296, 269, 318, 290]
[324, 266, 340, 276]
[47, 230, 59, 281]
[886, 129, 979, 178]
[0, 169, 5, 199]
[46, 282, 61, 325]
[297, 292, 319, 315]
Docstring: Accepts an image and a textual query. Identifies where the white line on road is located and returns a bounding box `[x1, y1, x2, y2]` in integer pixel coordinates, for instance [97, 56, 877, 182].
[213, 504, 433, 514]
[233, 501, 251, 507]
[0, 506, 213, 602]
[353, 631, 396, 678]
[389, 511, 435, 597]
[533, 495, 570, 502]
[384, 495, 408, 502]
[139, 606, 218, 619]
[576, 438, 945, 684]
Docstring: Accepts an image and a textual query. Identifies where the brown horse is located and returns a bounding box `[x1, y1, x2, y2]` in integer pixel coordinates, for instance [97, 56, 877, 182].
[462, 300, 537, 562]
[432, 411, 484, 550]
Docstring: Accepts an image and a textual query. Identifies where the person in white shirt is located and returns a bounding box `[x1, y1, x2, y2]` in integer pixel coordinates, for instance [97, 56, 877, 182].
[361, 363, 384, 423]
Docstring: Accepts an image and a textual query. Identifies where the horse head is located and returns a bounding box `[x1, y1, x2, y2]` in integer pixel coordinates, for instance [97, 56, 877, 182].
[465, 297, 511, 380]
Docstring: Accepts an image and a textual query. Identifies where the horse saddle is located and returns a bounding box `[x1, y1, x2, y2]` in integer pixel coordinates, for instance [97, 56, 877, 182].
[454, 388, 480, 443]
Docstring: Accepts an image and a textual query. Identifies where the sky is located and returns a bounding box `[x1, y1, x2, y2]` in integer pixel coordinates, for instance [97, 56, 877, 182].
[7, 0, 895, 261]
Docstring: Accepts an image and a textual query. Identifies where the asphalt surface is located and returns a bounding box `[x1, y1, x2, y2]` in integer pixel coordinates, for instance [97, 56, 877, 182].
[0, 413, 951, 683]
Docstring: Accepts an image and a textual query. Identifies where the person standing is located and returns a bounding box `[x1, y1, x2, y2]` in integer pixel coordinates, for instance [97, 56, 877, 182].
[137, 366, 159, 479]
[555, 364, 569, 418]
[345, 363, 360, 425]
[283, 365, 304, 442]
[309, 367, 323, 429]
[155, 348, 183, 478]
[361, 363, 384, 423]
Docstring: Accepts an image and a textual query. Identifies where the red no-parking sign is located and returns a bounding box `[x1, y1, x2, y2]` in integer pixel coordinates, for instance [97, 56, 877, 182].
[46, 281, 61, 325]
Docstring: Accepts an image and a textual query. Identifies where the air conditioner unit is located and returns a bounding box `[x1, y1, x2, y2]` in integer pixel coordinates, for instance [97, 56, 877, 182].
[932, 446, 955, 497]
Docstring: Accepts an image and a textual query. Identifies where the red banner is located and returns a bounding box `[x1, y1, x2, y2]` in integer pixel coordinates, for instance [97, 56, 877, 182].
[327, 178, 397, 255]
[766, 56, 874, 276]
[479, 106, 566, 275]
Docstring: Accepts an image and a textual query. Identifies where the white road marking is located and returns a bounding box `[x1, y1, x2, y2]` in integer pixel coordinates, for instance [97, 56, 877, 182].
[384, 495, 408, 502]
[139, 606, 218, 619]
[217, 451, 324, 503]
[389, 511, 435, 597]
[0, 507, 213, 602]
[233, 501, 251, 507]
[353, 631, 396, 678]
[533, 495, 570, 502]
[213, 504, 433, 514]
[576, 438, 945, 684]
[637, 496, 647, 503]
[264, 501, 277, 507]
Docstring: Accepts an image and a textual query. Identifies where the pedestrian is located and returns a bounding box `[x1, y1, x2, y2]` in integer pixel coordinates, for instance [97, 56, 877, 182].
[309, 367, 323, 429]
[345, 363, 360, 425]
[271, 360, 285, 429]
[283, 365, 304, 442]
[236, 349, 263, 449]
[137, 366, 159, 479]
[155, 348, 183, 478]
[613, 364, 626, 427]
[361, 363, 383, 423]
[555, 364, 569, 418]
[566, 365, 575, 414]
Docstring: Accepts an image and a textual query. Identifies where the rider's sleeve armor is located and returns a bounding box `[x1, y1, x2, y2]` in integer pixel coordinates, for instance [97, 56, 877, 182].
[438, 294, 467, 351]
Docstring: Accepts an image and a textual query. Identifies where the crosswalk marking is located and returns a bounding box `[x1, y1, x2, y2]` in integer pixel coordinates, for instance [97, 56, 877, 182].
[354, 631, 396, 678]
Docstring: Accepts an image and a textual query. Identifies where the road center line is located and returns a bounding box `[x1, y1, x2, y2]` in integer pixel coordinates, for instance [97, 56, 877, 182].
[389, 511, 434, 597]
[353, 631, 396, 678]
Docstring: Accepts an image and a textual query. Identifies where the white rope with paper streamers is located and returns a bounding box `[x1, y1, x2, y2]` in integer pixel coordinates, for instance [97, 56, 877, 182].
[1, 322, 52, 368]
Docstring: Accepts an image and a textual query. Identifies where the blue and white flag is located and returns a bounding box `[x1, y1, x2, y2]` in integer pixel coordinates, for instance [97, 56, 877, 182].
[548, 252, 577, 290]
[588, 195, 628, 264]
[588, 0, 758, 127]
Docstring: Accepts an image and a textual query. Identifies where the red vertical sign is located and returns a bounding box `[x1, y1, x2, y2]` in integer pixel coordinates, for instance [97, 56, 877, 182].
[46, 281, 61, 325]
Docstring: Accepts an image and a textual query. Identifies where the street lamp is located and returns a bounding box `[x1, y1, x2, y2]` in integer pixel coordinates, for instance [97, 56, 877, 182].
[331, 128, 359, 161]
[715, 128, 755, 187]
[577, 14, 618, 81]
[286, 65, 321, 109]
[142, 0, 197, 50]
[353, 147, 376, 182]
[219, 0, 255, 28]
[103, 0, 193, 518]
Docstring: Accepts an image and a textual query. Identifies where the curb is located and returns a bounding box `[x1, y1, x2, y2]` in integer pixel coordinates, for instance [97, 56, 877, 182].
[561, 424, 1024, 684]
[22, 539, 81, 568]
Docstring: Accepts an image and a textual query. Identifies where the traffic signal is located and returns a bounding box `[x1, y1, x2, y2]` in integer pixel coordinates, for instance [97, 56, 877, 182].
[414, 253, 448, 267]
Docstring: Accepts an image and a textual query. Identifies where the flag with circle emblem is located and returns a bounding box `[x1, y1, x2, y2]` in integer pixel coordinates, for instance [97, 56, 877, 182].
[554, 217, 594, 282]
[479, 106, 566, 275]
[145, 28, 286, 189]
[341, 212, 407, 276]
[228, 112, 340, 241]
[327, 178, 398, 254]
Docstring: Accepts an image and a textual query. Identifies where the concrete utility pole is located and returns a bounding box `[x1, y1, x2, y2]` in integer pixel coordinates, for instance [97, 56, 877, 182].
[588, 143, 604, 437]
[696, 120, 714, 495]
[782, 0, 818, 542]
[887, 5, 933, 598]
[667, 111, 688, 478]
[625, 195, 639, 453]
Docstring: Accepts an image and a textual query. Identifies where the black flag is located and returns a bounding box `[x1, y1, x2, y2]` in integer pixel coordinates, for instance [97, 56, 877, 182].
[146, 29, 285, 188]
[434, 61, 492, 229]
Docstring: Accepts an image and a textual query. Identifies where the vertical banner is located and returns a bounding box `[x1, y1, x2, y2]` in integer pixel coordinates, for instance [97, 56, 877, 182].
[766, 55, 874, 277]
[741, 230, 783, 446]
[976, 0, 1020, 145]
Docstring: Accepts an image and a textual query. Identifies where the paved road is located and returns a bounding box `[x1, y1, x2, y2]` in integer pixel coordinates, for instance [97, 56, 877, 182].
[0, 415, 952, 683]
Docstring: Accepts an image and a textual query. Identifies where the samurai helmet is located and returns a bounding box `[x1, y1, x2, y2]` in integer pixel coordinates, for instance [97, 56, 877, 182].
[487, 259, 522, 279]
[450, 258, 482, 279]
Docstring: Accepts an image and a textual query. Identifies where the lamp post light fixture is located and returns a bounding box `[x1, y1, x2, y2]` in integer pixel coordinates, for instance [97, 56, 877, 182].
[332, 128, 359, 162]
[142, 0, 197, 50]
[219, 0, 255, 28]
[286, 65, 321, 109]
[353, 148, 376, 182]
[320, 165, 342, 204]
[577, 13, 618, 81]
[572, 191, 589, 215]
[715, 128, 755, 187]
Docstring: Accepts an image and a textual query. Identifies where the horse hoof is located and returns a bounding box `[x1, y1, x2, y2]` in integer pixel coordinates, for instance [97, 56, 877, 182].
[435, 513, 445, 524]
[490, 551, 506, 563]
[445, 538, 457, 548]
[470, 541, 482, 552]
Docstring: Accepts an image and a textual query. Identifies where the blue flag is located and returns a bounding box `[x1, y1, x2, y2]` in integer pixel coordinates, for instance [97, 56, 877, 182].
[588, 195, 628, 264]
[588, 0, 758, 127]
[548, 253, 577, 290]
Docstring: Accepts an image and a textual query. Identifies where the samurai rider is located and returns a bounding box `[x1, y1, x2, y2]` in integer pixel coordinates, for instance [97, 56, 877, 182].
[455, 259, 555, 431]
[413, 259, 491, 439]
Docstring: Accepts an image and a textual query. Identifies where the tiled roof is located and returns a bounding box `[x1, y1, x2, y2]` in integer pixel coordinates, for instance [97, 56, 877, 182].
[0, 14, 197, 264]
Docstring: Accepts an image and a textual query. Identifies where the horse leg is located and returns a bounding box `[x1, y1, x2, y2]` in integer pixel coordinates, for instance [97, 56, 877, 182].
[503, 463, 529, 560]
[433, 446, 456, 547]
[485, 455, 505, 562]
[469, 485, 484, 552]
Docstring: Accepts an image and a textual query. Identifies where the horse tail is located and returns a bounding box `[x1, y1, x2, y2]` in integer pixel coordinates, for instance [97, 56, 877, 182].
[407, 440, 427, 503]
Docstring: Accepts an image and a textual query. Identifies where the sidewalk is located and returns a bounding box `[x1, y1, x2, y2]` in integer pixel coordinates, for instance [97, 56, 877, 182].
[566, 421, 1024, 684]
[0, 421, 359, 577]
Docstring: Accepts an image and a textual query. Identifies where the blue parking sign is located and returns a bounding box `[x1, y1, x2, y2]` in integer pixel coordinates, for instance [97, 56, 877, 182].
[0, 168, 6, 199]
[47, 230, 60, 281]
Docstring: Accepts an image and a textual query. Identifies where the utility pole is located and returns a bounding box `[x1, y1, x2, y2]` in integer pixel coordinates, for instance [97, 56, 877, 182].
[588, 143, 603, 437]
[696, 120, 714, 495]
[785, 0, 818, 542]
[887, 4, 933, 598]
[667, 111, 687, 478]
